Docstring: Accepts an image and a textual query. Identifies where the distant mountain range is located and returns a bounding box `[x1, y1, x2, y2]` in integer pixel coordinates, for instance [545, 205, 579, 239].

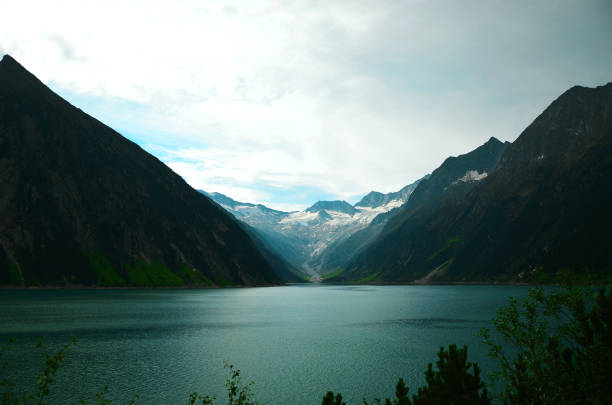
[202, 178, 424, 280]
[0, 55, 280, 287]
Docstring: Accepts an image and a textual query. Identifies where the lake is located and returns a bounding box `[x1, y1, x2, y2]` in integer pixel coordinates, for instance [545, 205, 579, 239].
[0, 285, 530, 404]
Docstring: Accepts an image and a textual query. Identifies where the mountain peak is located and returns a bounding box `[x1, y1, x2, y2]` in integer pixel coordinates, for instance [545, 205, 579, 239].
[355, 176, 428, 208]
[0, 54, 32, 77]
[0, 54, 16, 64]
[0, 54, 68, 110]
[354, 191, 385, 208]
[306, 200, 357, 216]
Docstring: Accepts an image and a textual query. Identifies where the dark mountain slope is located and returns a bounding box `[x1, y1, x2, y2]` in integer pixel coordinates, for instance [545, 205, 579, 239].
[339, 83, 612, 283]
[239, 224, 306, 283]
[327, 137, 509, 282]
[201, 193, 305, 282]
[0, 55, 280, 287]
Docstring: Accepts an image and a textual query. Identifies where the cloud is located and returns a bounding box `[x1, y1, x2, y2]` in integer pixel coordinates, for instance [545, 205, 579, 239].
[45, 34, 79, 61]
[161, 146, 346, 209]
[2, 0, 611, 206]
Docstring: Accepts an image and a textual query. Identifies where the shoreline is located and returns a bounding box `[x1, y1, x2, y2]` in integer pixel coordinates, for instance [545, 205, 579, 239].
[0, 281, 538, 290]
[0, 283, 289, 290]
[321, 280, 533, 286]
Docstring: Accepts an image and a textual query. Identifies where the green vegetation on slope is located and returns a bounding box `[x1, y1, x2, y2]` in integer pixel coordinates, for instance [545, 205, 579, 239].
[322, 268, 345, 281]
[357, 271, 380, 284]
[426, 236, 460, 262]
[214, 277, 234, 287]
[7, 263, 21, 286]
[86, 249, 220, 287]
[122, 259, 184, 287]
[85, 249, 126, 286]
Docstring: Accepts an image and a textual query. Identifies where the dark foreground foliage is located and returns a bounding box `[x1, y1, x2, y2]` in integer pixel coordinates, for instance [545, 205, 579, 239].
[0, 343, 254, 405]
[1, 285, 610, 404]
[1, 338, 78, 405]
[333, 345, 490, 405]
[480, 285, 612, 404]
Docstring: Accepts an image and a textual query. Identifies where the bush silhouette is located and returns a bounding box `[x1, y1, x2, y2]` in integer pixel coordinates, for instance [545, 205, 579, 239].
[360, 345, 489, 405]
[480, 285, 612, 404]
[321, 391, 345, 405]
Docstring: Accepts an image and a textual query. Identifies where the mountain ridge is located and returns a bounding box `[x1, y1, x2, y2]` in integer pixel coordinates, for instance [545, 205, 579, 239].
[305, 200, 357, 216]
[355, 183, 421, 208]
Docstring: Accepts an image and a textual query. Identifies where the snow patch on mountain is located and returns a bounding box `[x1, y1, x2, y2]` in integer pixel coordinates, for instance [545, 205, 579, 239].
[456, 170, 488, 183]
[201, 178, 425, 276]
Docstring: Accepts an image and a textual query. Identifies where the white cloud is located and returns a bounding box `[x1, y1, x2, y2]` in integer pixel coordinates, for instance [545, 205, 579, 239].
[2, 0, 611, 206]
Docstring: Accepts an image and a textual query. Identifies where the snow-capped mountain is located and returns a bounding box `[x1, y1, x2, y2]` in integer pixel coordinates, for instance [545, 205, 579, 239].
[305, 200, 357, 215]
[201, 178, 425, 278]
[354, 183, 419, 208]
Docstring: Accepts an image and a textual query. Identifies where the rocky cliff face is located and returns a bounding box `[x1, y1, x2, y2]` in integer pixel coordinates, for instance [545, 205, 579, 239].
[0, 55, 280, 287]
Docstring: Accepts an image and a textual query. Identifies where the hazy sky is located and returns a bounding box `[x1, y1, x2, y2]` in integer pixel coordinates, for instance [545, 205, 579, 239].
[2, 0, 611, 211]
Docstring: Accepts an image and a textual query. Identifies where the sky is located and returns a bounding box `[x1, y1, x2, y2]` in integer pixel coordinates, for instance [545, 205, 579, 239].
[2, 0, 611, 211]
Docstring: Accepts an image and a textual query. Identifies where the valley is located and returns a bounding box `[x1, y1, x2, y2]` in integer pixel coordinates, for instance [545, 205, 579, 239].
[204, 83, 612, 284]
[202, 178, 424, 280]
[1, 53, 611, 287]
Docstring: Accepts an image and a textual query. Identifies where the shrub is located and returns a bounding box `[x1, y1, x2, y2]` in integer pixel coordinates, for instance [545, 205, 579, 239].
[479, 285, 612, 404]
[1, 337, 76, 405]
[358, 345, 490, 405]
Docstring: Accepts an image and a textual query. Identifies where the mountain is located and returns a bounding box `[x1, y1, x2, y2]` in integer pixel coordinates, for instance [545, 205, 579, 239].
[305, 200, 357, 216]
[335, 83, 612, 283]
[355, 182, 421, 208]
[201, 192, 304, 282]
[319, 138, 509, 279]
[203, 178, 424, 278]
[307, 177, 428, 274]
[393, 137, 509, 222]
[236, 223, 305, 283]
[0, 55, 281, 287]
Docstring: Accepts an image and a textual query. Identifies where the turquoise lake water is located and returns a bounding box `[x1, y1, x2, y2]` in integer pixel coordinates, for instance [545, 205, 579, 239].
[0, 285, 530, 404]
